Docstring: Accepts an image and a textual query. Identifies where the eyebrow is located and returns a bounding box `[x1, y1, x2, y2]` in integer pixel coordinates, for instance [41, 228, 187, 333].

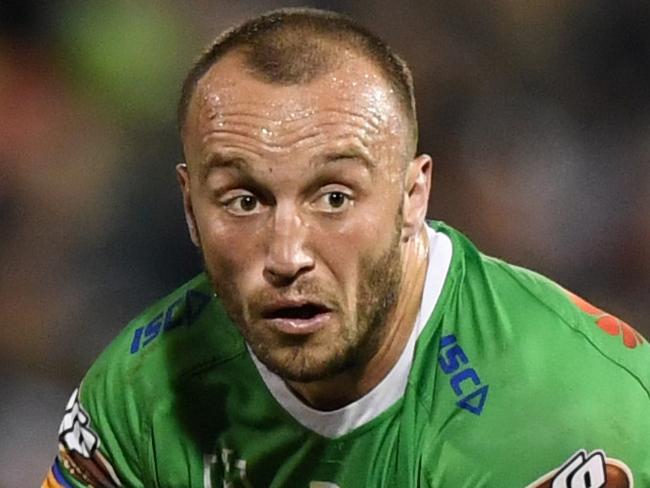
[313, 147, 377, 172]
[199, 154, 251, 181]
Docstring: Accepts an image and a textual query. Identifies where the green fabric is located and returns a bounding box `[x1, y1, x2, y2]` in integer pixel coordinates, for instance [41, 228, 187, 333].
[54, 222, 650, 487]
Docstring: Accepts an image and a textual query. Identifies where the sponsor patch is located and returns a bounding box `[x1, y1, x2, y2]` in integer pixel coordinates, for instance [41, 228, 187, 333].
[526, 449, 633, 488]
[567, 291, 645, 349]
[438, 334, 489, 415]
[130, 289, 212, 354]
[57, 388, 123, 488]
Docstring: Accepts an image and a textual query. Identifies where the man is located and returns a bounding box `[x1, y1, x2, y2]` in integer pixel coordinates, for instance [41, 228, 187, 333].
[44, 8, 649, 488]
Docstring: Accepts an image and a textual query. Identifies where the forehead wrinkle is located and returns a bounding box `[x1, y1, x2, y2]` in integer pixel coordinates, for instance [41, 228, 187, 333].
[201, 121, 382, 163]
[191, 81, 405, 166]
[197, 83, 388, 127]
[200, 105, 383, 134]
[200, 111, 385, 149]
[200, 142, 380, 188]
[201, 100, 317, 123]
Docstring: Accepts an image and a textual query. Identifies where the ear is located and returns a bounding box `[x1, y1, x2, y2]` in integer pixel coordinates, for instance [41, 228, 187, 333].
[176, 163, 201, 247]
[401, 154, 433, 241]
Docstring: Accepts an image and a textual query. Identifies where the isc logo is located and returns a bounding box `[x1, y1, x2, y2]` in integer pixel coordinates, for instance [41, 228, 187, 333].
[130, 289, 211, 354]
[438, 334, 488, 416]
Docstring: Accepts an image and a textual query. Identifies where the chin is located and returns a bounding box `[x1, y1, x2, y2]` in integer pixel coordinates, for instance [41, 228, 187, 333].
[254, 341, 354, 383]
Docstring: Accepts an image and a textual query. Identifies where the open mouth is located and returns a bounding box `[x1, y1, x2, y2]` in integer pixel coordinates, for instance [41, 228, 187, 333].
[260, 301, 333, 335]
[262, 303, 330, 320]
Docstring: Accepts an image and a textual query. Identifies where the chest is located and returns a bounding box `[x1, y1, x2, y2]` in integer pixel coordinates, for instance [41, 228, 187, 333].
[149, 403, 423, 488]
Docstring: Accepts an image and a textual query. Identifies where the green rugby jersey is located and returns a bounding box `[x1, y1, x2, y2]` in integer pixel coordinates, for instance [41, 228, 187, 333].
[44, 222, 650, 488]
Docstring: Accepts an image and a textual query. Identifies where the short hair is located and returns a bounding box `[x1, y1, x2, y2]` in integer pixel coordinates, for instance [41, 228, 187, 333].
[178, 8, 418, 156]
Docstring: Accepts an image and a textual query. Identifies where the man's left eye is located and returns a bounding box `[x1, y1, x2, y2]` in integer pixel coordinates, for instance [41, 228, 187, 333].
[314, 191, 352, 212]
[327, 192, 347, 208]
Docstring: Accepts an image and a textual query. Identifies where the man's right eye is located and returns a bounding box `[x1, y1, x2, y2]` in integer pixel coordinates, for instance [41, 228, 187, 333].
[222, 194, 261, 215]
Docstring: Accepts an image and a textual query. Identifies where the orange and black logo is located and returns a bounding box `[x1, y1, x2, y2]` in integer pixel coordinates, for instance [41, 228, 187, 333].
[567, 291, 645, 349]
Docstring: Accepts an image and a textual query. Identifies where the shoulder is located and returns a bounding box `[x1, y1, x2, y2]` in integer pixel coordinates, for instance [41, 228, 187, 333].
[84, 273, 245, 403]
[482, 255, 649, 391]
[432, 220, 649, 390]
[420, 223, 650, 486]
[55, 273, 246, 486]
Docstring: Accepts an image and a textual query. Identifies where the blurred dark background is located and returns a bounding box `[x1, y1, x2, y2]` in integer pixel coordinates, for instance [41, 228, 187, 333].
[1, 1, 648, 485]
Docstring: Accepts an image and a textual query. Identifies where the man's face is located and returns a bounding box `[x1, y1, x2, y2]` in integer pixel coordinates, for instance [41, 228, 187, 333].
[179, 51, 411, 382]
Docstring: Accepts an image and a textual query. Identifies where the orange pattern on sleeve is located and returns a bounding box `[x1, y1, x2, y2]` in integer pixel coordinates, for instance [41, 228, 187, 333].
[566, 290, 645, 349]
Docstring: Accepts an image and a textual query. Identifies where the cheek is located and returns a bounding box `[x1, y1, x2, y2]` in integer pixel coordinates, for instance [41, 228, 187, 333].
[195, 207, 265, 286]
[338, 190, 400, 252]
[310, 206, 395, 298]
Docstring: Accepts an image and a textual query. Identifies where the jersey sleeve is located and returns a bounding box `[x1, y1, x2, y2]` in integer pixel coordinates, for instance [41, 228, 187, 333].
[42, 323, 153, 488]
[42, 375, 148, 488]
[42, 274, 217, 487]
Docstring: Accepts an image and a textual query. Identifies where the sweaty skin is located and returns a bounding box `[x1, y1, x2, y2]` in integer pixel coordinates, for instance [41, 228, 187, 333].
[178, 50, 432, 409]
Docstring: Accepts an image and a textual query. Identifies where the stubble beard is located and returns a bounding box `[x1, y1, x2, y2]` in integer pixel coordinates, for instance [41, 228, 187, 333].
[203, 218, 404, 383]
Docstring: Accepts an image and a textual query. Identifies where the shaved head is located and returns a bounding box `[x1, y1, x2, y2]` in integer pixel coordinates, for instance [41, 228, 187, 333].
[178, 8, 418, 157]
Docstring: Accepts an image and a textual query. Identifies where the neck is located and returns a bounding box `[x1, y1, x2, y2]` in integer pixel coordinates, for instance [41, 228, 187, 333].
[287, 225, 430, 410]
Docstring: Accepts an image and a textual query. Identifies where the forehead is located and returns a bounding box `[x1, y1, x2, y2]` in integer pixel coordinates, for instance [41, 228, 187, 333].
[183, 51, 406, 159]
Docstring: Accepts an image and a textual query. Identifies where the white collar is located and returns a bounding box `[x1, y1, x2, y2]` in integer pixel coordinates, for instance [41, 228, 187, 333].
[249, 226, 453, 438]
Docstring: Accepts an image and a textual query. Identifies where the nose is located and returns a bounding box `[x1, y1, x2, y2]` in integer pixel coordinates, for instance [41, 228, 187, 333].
[263, 206, 314, 286]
